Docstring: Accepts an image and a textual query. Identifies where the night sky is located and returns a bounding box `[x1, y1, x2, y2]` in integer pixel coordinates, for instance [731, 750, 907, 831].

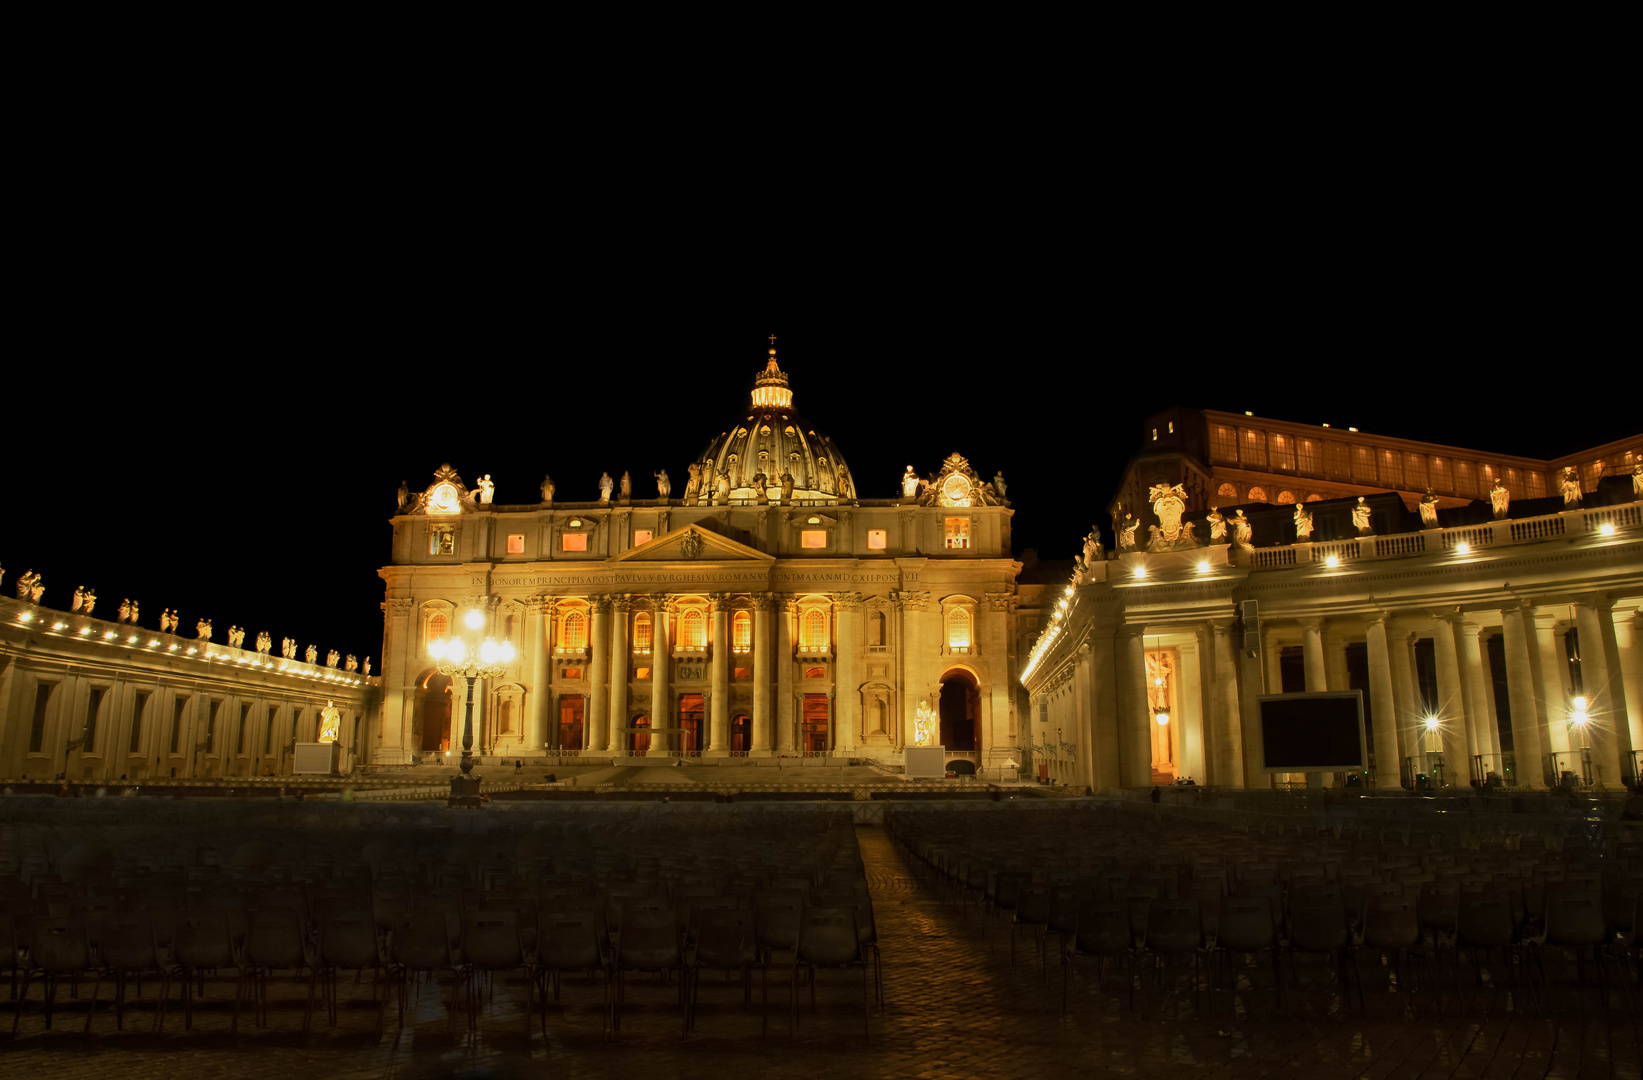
[7, 241, 1632, 669]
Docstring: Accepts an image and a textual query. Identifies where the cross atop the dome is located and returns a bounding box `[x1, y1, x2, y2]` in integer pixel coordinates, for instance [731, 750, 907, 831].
[768, 333, 777, 348]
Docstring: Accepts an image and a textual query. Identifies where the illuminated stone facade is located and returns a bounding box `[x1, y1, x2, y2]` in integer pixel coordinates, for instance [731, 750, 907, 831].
[374, 348, 1023, 772]
[1023, 414, 1643, 792]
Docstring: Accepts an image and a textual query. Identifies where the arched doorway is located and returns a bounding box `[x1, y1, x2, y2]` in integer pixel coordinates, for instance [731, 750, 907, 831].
[679, 694, 704, 755]
[731, 714, 751, 754]
[415, 671, 454, 754]
[938, 669, 978, 751]
[629, 715, 651, 756]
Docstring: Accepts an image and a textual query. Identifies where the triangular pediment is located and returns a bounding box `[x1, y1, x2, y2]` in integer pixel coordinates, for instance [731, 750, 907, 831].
[609, 524, 776, 563]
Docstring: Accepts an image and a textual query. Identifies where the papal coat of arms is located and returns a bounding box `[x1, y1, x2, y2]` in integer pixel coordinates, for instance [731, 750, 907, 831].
[1147, 483, 1198, 550]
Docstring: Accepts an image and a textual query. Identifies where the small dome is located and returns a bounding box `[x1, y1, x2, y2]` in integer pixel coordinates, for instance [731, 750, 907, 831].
[696, 345, 856, 501]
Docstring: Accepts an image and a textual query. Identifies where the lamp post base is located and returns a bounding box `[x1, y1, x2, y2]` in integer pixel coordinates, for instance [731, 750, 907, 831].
[448, 771, 484, 808]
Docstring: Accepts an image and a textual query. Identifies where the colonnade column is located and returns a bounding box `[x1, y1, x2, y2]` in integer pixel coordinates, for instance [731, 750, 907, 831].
[1299, 617, 1328, 787]
[588, 598, 610, 755]
[1119, 627, 1151, 787]
[1430, 614, 1471, 788]
[608, 596, 630, 754]
[382, 598, 414, 759]
[895, 592, 928, 745]
[526, 597, 549, 752]
[1088, 629, 1122, 791]
[708, 596, 729, 755]
[1209, 618, 1245, 789]
[652, 606, 670, 753]
[1364, 613, 1402, 789]
[775, 598, 796, 752]
[1499, 603, 1544, 789]
[1532, 611, 1572, 754]
[1459, 620, 1498, 770]
[1387, 629, 1422, 771]
[834, 594, 860, 753]
[1575, 595, 1634, 788]
[1626, 612, 1643, 757]
[751, 594, 772, 754]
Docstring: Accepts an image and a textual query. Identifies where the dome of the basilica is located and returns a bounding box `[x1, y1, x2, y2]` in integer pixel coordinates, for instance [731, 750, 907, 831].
[694, 347, 856, 503]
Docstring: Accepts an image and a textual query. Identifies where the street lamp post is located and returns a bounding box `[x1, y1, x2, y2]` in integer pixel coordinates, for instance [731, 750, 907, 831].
[429, 609, 515, 807]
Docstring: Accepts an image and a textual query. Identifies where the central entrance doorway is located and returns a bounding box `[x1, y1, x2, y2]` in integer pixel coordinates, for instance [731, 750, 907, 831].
[679, 694, 703, 755]
[731, 714, 750, 754]
[417, 672, 454, 754]
[938, 669, 978, 751]
[802, 694, 830, 754]
[558, 695, 584, 752]
[629, 715, 651, 756]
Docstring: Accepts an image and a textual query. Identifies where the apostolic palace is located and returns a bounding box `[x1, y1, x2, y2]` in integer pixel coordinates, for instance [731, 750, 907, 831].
[2, 348, 1641, 794]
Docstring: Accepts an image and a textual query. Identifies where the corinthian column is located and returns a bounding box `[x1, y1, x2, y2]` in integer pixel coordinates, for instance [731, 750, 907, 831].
[1458, 620, 1497, 768]
[1299, 617, 1328, 692]
[1210, 618, 1245, 789]
[751, 594, 773, 754]
[1430, 615, 1471, 789]
[652, 602, 671, 753]
[588, 597, 610, 756]
[834, 593, 862, 753]
[707, 595, 729, 755]
[776, 598, 796, 752]
[1364, 613, 1401, 789]
[526, 597, 550, 753]
[608, 596, 630, 754]
[1500, 603, 1543, 789]
[1120, 627, 1151, 787]
[1575, 595, 1634, 788]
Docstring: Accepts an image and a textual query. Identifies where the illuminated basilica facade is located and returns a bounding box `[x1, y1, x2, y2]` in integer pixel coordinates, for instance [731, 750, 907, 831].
[374, 348, 1023, 772]
[1020, 410, 1643, 792]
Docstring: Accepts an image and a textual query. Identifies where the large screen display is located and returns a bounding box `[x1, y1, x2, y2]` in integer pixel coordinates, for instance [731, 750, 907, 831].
[1258, 691, 1367, 772]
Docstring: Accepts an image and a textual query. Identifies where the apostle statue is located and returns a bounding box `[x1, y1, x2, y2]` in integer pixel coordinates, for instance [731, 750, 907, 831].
[477, 475, 495, 505]
[196, 618, 213, 641]
[993, 471, 1008, 501]
[683, 463, 701, 503]
[345, 654, 358, 672]
[655, 469, 671, 498]
[716, 470, 731, 500]
[29, 577, 43, 604]
[1082, 529, 1103, 566]
[836, 463, 853, 500]
[363, 656, 372, 676]
[1559, 467, 1582, 508]
[1206, 508, 1226, 543]
[129, 601, 138, 625]
[397, 480, 409, 510]
[1634, 463, 1643, 498]
[257, 631, 272, 654]
[1419, 488, 1441, 528]
[1294, 504, 1314, 540]
[73, 586, 84, 612]
[1117, 514, 1140, 552]
[317, 701, 341, 743]
[1071, 556, 1086, 585]
[1490, 478, 1510, 520]
[598, 472, 614, 504]
[306, 644, 318, 664]
[901, 466, 920, 498]
[1351, 497, 1373, 536]
[1231, 510, 1253, 549]
[780, 471, 795, 501]
[540, 474, 555, 504]
[326, 649, 340, 668]
[82, 590, 95, 616]
[751, 472, 769, 503]
[16, 570, 38, 601]
[118, 598, 131, 623]
[619, 471, 632, 500]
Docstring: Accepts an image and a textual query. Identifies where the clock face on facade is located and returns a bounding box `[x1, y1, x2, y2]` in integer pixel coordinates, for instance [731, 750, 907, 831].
[941, 472, 972, 507]
[429, 483, 461, 515]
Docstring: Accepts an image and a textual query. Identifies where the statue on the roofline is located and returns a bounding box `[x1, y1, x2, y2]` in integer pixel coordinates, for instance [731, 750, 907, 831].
[129, 601, 138, 625]
[346, 654, 358, 672]
[16, 570, 39, 602]
[836, 462, 852, 499]
[196, 618, 213, 641]
[1633, 463, 1643, 498]
[306, 644, 318, 664]
[397, 480, 409, 510]
[326, 649, 340, 668]
[257, 631, 272, 654]
[73, 586, 84, 612]
[683, 463, 701, 503]
[598, 472, 614, 504]
[993, 471, 1008, 501]
[1294, 504, 1314, 540]
[654, 469, 671, 498]
[1559, 467, 1582, 508]
[477, 475, 495, 505]
[780, 472, 795, 501]
[1489, 478, 1509, 519]
[81, 589, 96, 616]
[901, 466, 919, 498]
[1082, 529, 1103, 566]
[1419, 488, 1441, 528]
[363, 656, 372, 676]
[619, 471, 632, 500]
[1117, 514, 1139, 552]
[1351, 497, 1373, 536]
[1231, 510, 1253, 549]
[118, 598, 131, 623]
[540, 474, 555, 504]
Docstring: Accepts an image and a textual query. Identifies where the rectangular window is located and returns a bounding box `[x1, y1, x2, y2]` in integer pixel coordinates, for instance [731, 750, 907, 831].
[635, 667, 650, 680]
[1430, 456, 1452, 494]
[732, 612, 751, 652]
[1379, 449, 1402, 489]
[800, 530, 827, 549]
[632, 529, 652, 547]
[1269, 433, 1295, 471]
[1455, 460, 1476, 497]
[1526, 470, 1546, 498]
[29, 684, 53, 753]
[1326, 442, 1352, 481]
[561, 532, 587, 552]
[169, 696, 186, 754]
[265, 706, 277, 753]
[506, 533, 525, 554]
[237, 703, 251, 755]
[866, 529, 887, 550]
[1296, 438, 1322, 476]
[431, 527, 455, 555]
[85, 687, 107, 754]
[1209, 424, 1238, 463]
[1352, 445, 1376, 483]
[1580, 460, 1602, 492]
[945, 518, 970, 550]
[1240, 429, 1267, 468]
[634, 615, 653, 652]
[733, 667, 752, 680]
[131, 692, 149, 753]
[206, 700, 220, 754]
[1404, 453, 1428, 492]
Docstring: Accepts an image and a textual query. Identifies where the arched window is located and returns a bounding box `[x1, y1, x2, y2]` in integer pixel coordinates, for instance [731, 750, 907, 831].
[1247, 486, 1268, 503]
[1216, 482, 1238, 499]
[634, 612, 652, 652]
[1276, 490, 1296, 504]
[498, 699, 515, 734]
[801, 609, 828, 652]
[867, 611, 886, 648]
[948, 608, 971, 650]
[679, 608, 706, 648]
[732, 611, 752, 652]
[561, 610, 588, 650]
[428, 614, 448, 646]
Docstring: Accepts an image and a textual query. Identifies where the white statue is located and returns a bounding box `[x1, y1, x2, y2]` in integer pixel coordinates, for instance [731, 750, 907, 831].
[1071, 557, 1086, 585]
[1231, 510, 1253, 549]
[901, 466, 920, 498]
[598, 472, 614, 504]
[1294, 504, 1314, 540]
[345, 654, 358, 672]
[913, 700, 936, 746]
[655, 469, 671, 498]
[1489, 479, 1510, 520]
[540, 474, 555, 504]
[326, 649, 340, 668]
[129, 601, 138, 625]
[73, 586, 84, 612]
[1117, 514, 1140, 552]
[1559, 467, 1582, 508]
[82, 590, 95, 616]
[1633, 463, 1642, 498]
[257, 631, 271, 654]
[363, 656, 372, 676]
[196, 618, 213, 641]
[30, 578, 43, 603]
[1351, 497, 1373, 535]
[477, 475, 495, 505]
[159, 609, 172, 633]
[317, 701, 341, 743]
[1419, 488, 1440, 528]
[118, 599, 131, 623]
[14, 570, 35, 600]
[1082, 529, 1103, 565]
[306, 644, 318, 664]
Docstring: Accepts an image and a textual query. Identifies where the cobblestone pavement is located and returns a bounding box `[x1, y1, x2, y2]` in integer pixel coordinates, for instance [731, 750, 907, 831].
[3, 826, 1640, 1079]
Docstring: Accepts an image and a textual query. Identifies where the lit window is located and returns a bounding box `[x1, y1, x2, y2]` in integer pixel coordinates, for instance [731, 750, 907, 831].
[801, 609, 829, 652]
[562, 532, 587, 552]
[1152, 428, 1158, 441]
[1240, 429, 1267, 468]
[1296, 438, 1322, 476]
[1380, 450, 1403, 489]
[431, 526, 455, 555]
[679, 608, 706, 648]
[1210, 425, 1238, 463]
[1216, 482, 1238, 499]
[948, 608, 971, 650]
[1270, 433, 1295, 471]
[732, 611, 751, 652]
[860, 530, 885, 552]
[561, 611, 588, 650]
[635, 667, 650, 680]
[733, 667, 752, 679]
[805, 667, 827, 678]
[428, 614, 448, 648]
[1167, 420, 1174, 434]
[1277, 490, 1295, 504]
[1247, 487, 1267, 503]
[633, 530, 652, 547]
[1404, 453, 1428, 492]
[801, 530, 827, 549]
[634, 612, 652, 652]
[945, 518, 970, 549]
[1353, 445, 1377, 484]
[506, 534, 524, 554]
